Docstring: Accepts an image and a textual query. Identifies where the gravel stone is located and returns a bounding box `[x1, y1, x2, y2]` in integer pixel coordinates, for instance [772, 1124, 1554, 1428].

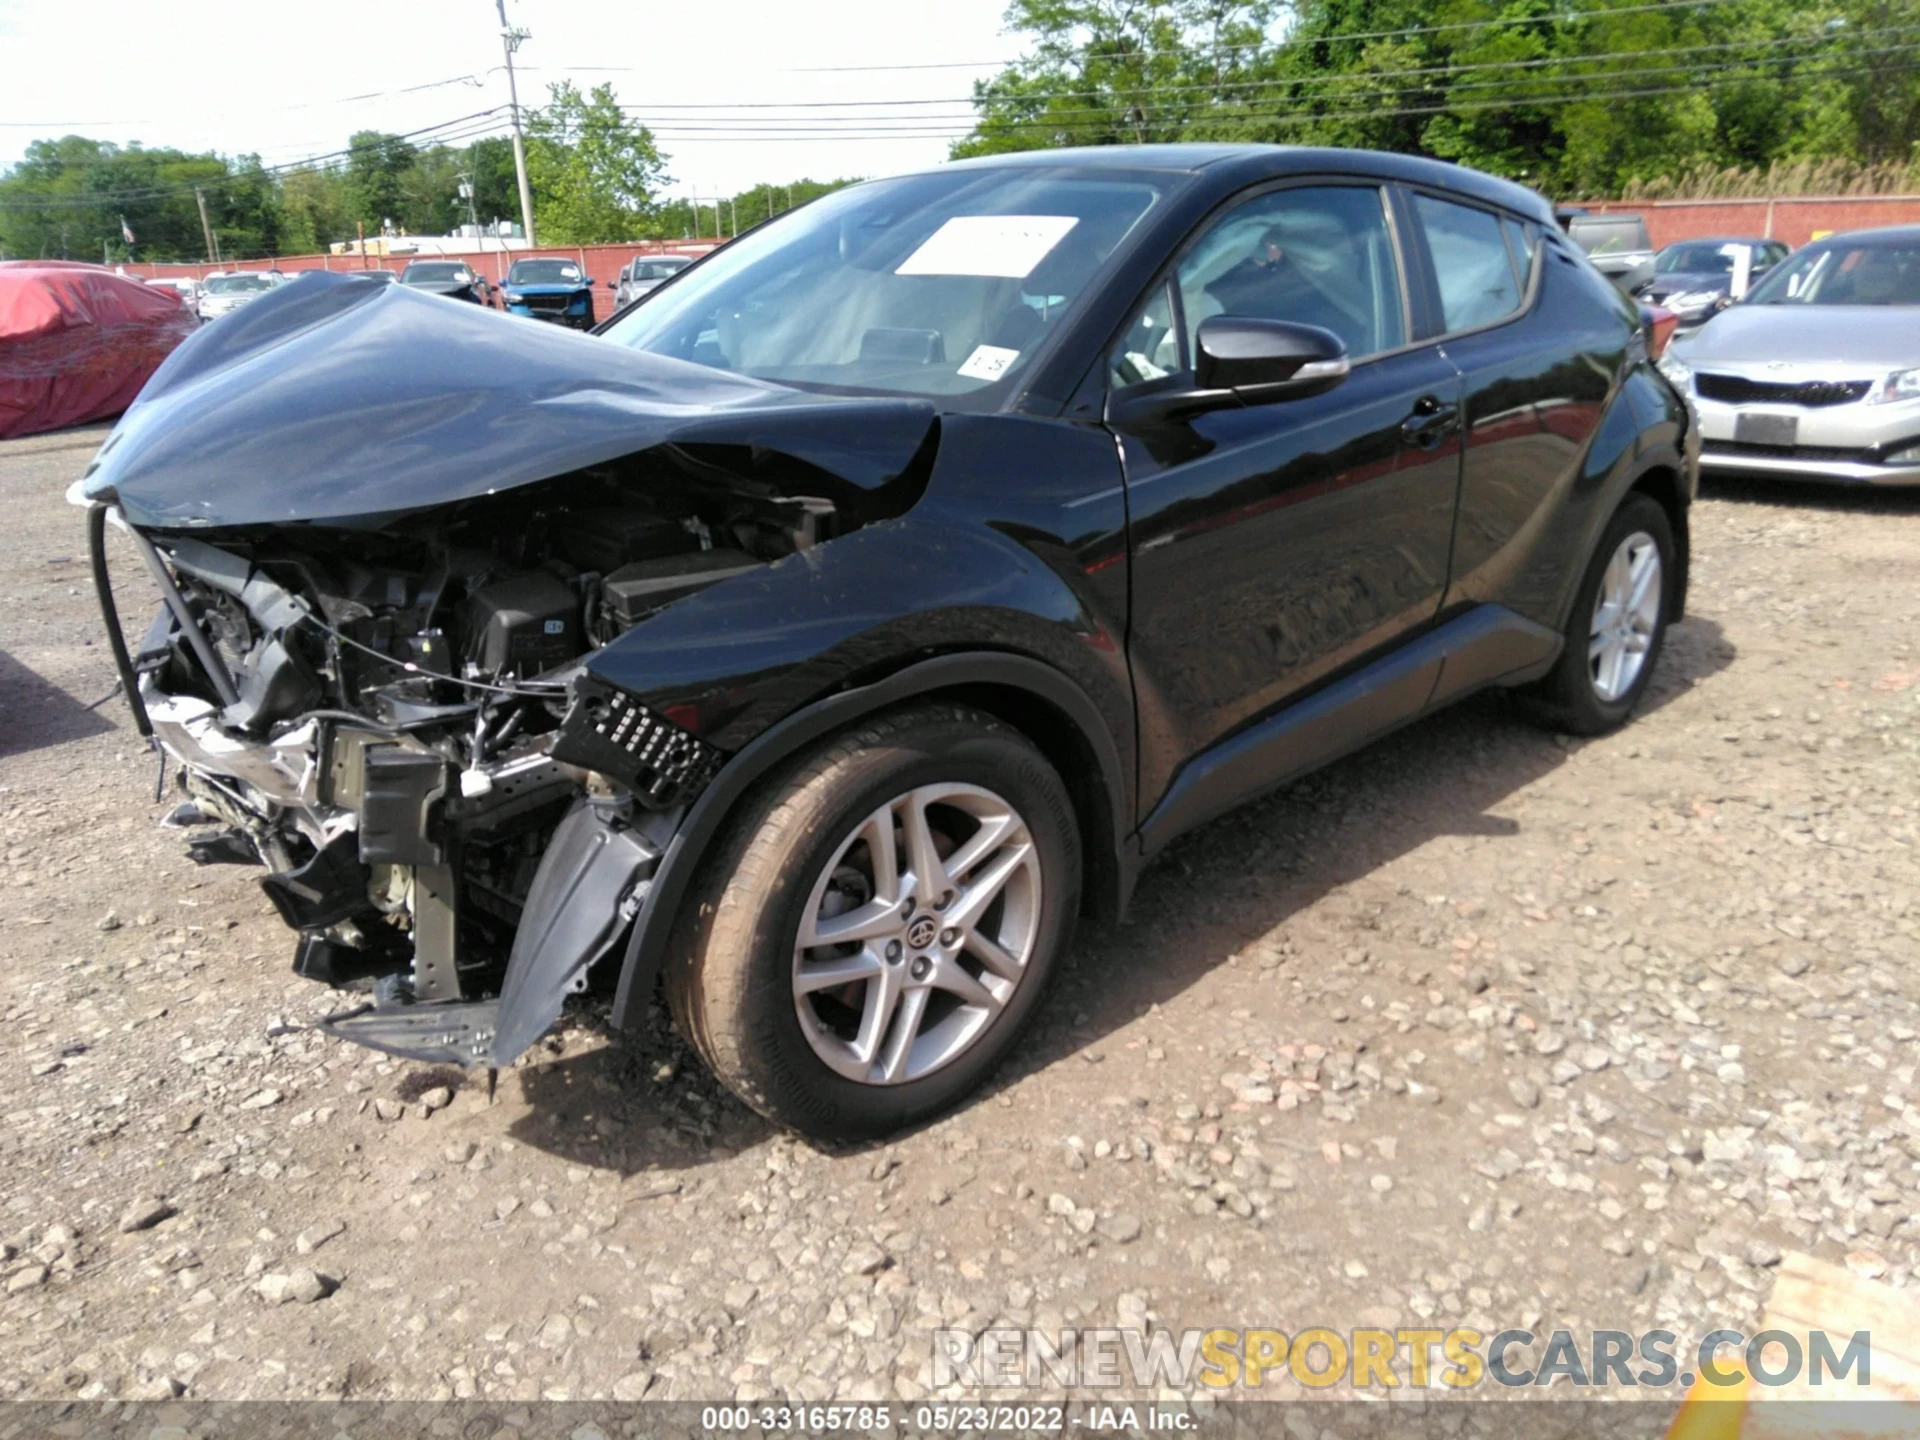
[117, 1196, 175, 1234]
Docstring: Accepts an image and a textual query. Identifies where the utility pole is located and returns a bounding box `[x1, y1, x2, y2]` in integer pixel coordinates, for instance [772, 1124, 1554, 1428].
[495, 0, 536, 246]
[194, 187, 219, 265]
[456, 172, 480, 234]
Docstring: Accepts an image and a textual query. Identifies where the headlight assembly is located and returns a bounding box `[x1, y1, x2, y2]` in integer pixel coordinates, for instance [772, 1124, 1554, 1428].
[1869, 367, 1920, 405]
[1656, 352, 1692, 392]
[1665, 289, 1721, 311]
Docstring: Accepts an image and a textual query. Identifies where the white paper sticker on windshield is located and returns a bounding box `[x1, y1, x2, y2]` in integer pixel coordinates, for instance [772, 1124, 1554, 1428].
[896, 215, 1079, 278]
[957, 344, 1021, 382]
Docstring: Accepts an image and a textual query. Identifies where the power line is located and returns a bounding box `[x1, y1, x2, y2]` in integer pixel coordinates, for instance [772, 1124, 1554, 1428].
[0, 111, 511, 210]
[775, 0, 1759, 72]
[0, 73, 499, 129]
[594, 24, 1881, 120]
[626, 57, 1920, 141]
[606, 31, 1918, 133]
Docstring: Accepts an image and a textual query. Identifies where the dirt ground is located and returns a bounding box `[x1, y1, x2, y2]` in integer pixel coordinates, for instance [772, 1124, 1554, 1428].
[2, 422, 1917, 1408]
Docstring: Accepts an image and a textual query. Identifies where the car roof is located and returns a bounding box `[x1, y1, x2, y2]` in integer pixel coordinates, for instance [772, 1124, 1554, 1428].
[1808, 223, 1920, 245]
[1661, 235, 1772, 247]
[930, 143, 1556, 225]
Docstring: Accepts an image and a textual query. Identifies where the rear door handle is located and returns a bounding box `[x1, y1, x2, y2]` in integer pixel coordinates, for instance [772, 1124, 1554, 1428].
[1401, 396, 1459, 449]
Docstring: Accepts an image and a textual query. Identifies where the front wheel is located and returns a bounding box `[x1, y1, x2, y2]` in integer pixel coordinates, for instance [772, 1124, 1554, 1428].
[666, 704, 1081, 1141]
[1518, 492, 1676, 735]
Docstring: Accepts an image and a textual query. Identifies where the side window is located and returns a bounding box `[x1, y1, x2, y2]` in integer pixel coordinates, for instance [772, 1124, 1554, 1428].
[1174, 185, 1406, 362]
[1109, 280, 1180, 388]
[1415, 193, 1523, 332]
[1502, 217, 1539, 288]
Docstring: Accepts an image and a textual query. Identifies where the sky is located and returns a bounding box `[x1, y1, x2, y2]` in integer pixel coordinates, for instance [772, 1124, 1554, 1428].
[0, 0, 1022, 202]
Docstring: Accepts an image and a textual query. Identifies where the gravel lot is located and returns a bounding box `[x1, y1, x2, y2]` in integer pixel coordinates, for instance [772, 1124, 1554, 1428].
[2, 423, 1917, 1407]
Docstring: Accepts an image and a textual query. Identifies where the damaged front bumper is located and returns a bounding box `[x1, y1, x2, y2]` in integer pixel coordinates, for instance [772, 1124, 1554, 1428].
[91, 506, 701, 1071]
[144, 655, 676, 1066]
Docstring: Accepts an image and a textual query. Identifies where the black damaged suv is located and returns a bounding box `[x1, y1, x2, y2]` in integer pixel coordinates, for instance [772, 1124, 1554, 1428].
[81, 146, 1694, 1140]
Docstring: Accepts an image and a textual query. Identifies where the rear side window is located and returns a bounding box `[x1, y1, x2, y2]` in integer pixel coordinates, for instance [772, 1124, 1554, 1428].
[1503, 218, 1540, 285]
[1414, 193, 1523, 332]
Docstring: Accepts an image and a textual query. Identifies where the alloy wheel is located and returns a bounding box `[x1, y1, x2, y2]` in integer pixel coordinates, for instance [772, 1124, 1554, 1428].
[1588, 529, 1663, 703]
[792, 782, 1042, 1086]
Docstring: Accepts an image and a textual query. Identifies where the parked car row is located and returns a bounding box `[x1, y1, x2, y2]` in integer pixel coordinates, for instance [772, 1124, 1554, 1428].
[1557, 208, 1920, 487]
[137, 251, 704, 334]
[1660, 227, 1920, 486]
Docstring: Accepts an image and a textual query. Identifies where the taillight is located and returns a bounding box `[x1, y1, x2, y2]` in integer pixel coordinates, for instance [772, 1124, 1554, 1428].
[1641, 303, 1680, 359]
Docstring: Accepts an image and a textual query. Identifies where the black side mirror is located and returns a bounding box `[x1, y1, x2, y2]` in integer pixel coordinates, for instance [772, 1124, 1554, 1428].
[1195, 316, 1349, 401]
[1109, 316, 1350, 426]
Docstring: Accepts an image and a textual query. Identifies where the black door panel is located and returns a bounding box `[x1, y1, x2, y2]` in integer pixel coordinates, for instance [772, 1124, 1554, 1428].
[1118, 343, 1463, 812]
[1437, 246, 1628, 623]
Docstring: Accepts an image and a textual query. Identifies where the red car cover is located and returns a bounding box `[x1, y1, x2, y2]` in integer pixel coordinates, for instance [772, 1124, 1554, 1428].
[0, 262, 198, 440]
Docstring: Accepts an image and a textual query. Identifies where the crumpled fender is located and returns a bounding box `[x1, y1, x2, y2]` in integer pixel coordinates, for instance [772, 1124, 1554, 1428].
[78, 272, 938, 530]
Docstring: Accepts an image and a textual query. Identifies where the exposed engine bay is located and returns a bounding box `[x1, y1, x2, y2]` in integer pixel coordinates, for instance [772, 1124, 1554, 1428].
[103, 443, 869, 1067]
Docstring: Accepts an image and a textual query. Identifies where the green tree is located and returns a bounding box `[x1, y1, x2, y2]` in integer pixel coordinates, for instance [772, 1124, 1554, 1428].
[344, 130, 418, 232]
[0, 136, 282, 261]
[466, 136, 522, 230]
[280, 165, 350, 253]
[525, 81, 670, 243]
[955, 0, 1283, 156]
[954, 0, 1920, 197]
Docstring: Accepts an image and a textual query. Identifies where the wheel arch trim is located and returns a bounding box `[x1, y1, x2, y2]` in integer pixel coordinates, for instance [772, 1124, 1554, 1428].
[607, 650, 1133, 1031]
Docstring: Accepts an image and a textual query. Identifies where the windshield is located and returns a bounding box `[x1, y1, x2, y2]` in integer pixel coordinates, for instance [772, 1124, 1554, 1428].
[1655, 243, 1741, 275]
[205, 274, 272, 294]
[1745, 239, 1920, 306]
[404, 263, 471, 283]
[633, 258, 689, 279]
[509, 259, 584, 286]
[601, 168, 1163, 398]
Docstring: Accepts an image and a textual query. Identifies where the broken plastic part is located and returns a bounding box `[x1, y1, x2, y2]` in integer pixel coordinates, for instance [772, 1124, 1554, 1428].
[485, 797, 666, 1066]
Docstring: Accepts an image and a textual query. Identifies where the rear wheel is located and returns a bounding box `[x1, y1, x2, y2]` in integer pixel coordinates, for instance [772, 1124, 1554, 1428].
[1518, 492, 1675, 735]
[666, 704, 1080, 1141]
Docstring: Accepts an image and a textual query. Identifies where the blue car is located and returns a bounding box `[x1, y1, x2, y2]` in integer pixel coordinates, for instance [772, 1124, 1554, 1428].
[500, 258, 595, 329]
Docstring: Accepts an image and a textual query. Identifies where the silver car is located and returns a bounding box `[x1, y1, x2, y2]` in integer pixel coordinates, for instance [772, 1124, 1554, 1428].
[1659, 225, 1920, 485]
[1566, 212, 1656, 293]
[612, 254, 692, 309]
[196, 271, 283, 322]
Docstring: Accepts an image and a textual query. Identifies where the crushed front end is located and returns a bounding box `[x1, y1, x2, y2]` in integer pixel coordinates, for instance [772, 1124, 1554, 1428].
[80, 462, 840, 1068]
[72, 271, 941, 1072]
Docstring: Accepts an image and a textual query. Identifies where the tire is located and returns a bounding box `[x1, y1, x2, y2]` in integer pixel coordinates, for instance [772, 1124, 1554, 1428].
[1518, 492, 1676, 735]
[666, 704, 1081, 1141]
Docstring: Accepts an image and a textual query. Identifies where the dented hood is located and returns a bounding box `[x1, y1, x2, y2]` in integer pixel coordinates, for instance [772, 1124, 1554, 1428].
[82, 272, 939, 529]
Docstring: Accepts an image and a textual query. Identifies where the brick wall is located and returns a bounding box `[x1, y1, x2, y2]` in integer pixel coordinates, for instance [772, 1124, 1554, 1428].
[1570, 195, 1920, 249]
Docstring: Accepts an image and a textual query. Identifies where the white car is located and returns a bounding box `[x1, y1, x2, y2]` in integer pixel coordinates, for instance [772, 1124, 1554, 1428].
[1660, 225, 1920, 486]
[196, 271, 283, 322]
[146, 276, 202, 310]
[613, 254, 693, 309]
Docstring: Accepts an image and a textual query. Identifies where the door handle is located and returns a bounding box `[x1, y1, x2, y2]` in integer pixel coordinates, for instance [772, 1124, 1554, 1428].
[1401, 397, 1459, 449]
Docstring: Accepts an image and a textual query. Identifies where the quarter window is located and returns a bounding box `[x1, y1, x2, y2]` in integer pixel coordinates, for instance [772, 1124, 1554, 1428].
[1415, 194, 1525, 332]
[1173, 185, 1406, 363]
[1502, 217, 1540, 288]
[1110, 281, 1180, 388]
